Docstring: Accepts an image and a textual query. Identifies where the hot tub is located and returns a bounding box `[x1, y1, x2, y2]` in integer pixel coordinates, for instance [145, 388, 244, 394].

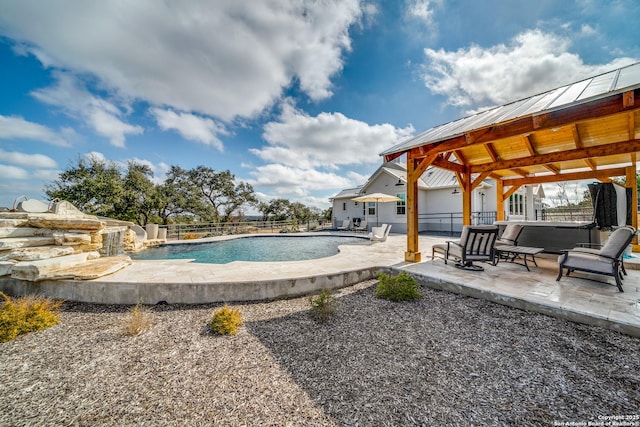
[495, 221, 600, 253]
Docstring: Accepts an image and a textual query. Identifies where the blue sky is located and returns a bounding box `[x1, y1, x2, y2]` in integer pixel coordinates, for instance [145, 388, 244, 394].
[1, 0, 639, 212]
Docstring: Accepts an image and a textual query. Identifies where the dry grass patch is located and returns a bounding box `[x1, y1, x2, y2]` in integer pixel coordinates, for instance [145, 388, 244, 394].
[0, 292, 62, 342]
[123, 303, 154, 336]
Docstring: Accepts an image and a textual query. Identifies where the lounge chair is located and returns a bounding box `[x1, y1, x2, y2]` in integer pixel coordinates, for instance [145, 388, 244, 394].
[495, 223, 524, 246]
[494, 223, 525, 263]
[354, 220, 368, 233]
[446, 225, 498, 271]
[336, 219, 350, 231]
[369, 224, 391, 242]
[556, 226, 636, 292]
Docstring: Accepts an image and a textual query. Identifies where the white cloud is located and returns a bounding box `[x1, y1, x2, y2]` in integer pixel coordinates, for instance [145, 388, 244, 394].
[0, 149, 57, 169]
[31, 72, 142, 148]
[0, 115, 70, 147]
[32, 169, 62, 181]
[421, 29, 637, 109]
[151, 108, 227, 151]
[406, 0, 439, 25]
[0, 0, 364, 121]
[253, 102, 415, 169]
[247, 164, 353, 198]
[0, 165, 29, 180]
[83, 151, 108, 163]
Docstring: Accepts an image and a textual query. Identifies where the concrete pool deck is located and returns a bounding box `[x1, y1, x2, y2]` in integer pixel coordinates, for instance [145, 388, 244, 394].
[1, 232, 639, 336]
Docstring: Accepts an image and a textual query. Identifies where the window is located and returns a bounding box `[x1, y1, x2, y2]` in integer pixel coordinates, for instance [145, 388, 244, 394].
[368, 202, 376, 215]
[342, 202, 346, 211]
[509, 194, 524, 216]
[396, 193, 406, 215]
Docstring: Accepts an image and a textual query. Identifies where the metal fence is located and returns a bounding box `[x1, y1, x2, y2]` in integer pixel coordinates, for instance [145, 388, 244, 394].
[536, 207, 594, 222]
[160, 219, 331, 240]
[418, 211, 497, 235]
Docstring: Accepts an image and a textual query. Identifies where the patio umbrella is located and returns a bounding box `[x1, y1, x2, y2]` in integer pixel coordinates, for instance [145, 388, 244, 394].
[352, 192, 401, 227]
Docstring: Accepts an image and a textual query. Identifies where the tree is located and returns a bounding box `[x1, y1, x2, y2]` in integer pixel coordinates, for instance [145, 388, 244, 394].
[117, 162, 157, 225]
[45, 155, 125, 218]
[169, 166, 258, 222]
[288, 202, 314, 223]
[258, 198, 291, 221]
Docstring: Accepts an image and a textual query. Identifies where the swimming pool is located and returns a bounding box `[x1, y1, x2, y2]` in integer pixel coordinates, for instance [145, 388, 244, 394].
[130, 235, 371, 264]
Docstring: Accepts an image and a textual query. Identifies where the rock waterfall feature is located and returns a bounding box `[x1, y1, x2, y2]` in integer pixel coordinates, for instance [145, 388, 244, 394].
[0, 199, 139, 281]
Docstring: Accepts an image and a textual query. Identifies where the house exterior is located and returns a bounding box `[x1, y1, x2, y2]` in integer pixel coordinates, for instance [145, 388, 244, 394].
[330, 161, 544, 233]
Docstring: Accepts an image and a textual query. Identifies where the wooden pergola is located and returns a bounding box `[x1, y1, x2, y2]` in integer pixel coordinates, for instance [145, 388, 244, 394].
[382, 63, 640, 262]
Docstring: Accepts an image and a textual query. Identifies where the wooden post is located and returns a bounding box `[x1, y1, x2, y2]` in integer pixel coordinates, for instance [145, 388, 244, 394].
[405, 152, 421, 262]
[462, 169, 472, 225]
[627, 165, 639, 249]
[496, 179, 505, 221]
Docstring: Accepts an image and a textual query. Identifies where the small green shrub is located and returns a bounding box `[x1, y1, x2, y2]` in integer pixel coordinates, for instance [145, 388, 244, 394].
[375, 271, 422, 302]
[123, 303, 154, 336]
[0, 292, 62, 342]
[308, 288, 335, 321]
[211, 305, 243, 335]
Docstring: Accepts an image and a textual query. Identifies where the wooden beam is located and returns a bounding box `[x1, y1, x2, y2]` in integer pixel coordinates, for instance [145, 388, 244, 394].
[496, 180, 504, 220]
[471, 139, 640, 173]
[409, 153, 438, 182]
[454, 172, 466, 189]
[501, 167, 628, 187]
[503, 185, 521, 200]
[432, 157, 465, 174]
[571, 124, 596, 170]
[629, 111, 636, 141]
[544, 164, 560, 174]
[623, 90, 635, 108]
[462, 169, 472, 225]
[405, 151, 423, 262]
[511, 168, 530, 177]
[627, 163, 638, 246]
[522, 134, 536, 156]
[471, 171, 491, 191]
[484, 143, 499, 162]
[454, 149, 467, 164]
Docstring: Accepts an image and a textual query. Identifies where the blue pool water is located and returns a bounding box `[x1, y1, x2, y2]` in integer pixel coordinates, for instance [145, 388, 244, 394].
[130, 235, 370, 264]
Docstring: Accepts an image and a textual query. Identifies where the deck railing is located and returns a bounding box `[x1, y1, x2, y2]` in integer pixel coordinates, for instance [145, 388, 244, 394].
[418, 211, 497, 235]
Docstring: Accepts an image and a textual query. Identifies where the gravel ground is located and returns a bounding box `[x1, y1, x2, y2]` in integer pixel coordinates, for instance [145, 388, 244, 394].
[1, 280, 639, 426]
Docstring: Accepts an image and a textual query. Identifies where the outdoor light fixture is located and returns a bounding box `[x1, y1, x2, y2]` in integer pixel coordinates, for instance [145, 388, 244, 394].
[395, 179, 404, 186]
[452, 188, 460, 195]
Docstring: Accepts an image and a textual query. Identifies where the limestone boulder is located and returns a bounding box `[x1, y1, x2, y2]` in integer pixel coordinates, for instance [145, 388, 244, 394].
[0, 236, 56, 250]
[0, 246, 76, 262]
[0, 260, 16, 276]
[53, 232, 92, 246]
[11, 251, 101, 281]
[27, 216, 105, 231]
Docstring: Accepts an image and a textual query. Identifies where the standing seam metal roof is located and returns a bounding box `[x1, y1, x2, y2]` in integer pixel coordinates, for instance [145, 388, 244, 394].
[381, 62, 640, 156]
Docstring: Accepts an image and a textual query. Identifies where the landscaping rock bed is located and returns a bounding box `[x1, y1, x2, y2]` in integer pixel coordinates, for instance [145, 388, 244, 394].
[1, 280, 638, 426]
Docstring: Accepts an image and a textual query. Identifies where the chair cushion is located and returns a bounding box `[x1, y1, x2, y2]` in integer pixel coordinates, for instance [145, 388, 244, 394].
[559, 252, 615, 274]
[599, 228, 634, 258]
[500, 224, 523, 243]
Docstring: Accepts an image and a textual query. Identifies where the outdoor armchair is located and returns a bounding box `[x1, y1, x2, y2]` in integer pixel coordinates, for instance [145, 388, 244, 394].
[446, 225, 498, 271]
[369, 224, 391, 242]
[556, 226, 636, 292]
[336, 219, 350, 231]
[495, 223, 524, 246]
